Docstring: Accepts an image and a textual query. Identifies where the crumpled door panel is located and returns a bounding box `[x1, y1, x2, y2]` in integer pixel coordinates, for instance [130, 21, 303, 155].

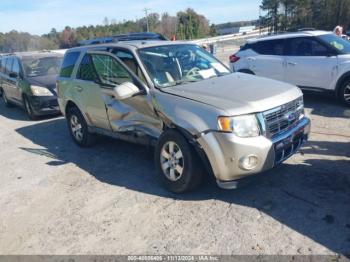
[102, 94, 162, 138]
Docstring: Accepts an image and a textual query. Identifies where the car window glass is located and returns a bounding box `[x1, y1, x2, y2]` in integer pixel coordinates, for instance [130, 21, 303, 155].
[5, 57, 13, 75]
[286, 37, 329, 56]
[318, 34, 350, 54]
[111, 49, 147, 83]
[77, 54, 98, 81]
[60, 51, 80, 78]
[91, 54, 133, 87]
[12, 58, 20, 74]
[139, 44, 230, 88]
[22, 56, 63, 77]
[253, 40, 285, 55]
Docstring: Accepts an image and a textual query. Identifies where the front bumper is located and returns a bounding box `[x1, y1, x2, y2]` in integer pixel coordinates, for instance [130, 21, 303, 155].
[197, 117, 311, 186]
[27, 95, 60, 116]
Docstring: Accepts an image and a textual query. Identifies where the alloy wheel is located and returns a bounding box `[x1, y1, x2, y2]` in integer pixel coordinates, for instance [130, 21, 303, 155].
[344, 84, 350, 103]
[160, 141, 184, 181]
[70, 115, 83, 142]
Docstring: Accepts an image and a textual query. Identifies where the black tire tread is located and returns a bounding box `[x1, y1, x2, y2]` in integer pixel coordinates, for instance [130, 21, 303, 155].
[67, 106, 95, 147]
[155, 129, 203, 193]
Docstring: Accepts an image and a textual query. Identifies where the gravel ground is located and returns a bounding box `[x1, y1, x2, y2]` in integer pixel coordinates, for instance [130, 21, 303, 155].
[0, 57, 349, 256]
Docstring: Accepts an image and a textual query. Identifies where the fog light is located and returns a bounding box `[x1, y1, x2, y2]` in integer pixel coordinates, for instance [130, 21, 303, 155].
[239, 155, 259, 170]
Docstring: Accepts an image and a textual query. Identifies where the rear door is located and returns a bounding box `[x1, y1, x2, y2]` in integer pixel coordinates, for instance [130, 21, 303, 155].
[284, 37, 338, 89]
[88, 51, 162, 137]
[248, 39, 286, 81]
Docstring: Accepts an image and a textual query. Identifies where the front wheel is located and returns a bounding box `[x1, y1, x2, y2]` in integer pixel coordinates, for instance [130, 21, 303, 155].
[339, 81, 350, 107]
[67, 106, 95, 147]
[155, 129, 203, 193]
[23, 96, 38, 120]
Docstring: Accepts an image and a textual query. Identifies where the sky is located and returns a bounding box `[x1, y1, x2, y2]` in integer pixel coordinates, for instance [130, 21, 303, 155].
[0, 0, 262, 35]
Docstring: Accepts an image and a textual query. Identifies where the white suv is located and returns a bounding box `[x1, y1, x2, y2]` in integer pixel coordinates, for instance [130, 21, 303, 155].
[230, 30, 350, 106]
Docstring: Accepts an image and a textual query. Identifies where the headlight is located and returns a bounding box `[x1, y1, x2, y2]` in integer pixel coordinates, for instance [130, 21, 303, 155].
[218, 114, 260, 137]
[30, 85, 53, 96]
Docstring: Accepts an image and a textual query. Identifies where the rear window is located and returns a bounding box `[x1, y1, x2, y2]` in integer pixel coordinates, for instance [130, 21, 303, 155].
[252, 39, 285, 55]
[60, 51, 80, 78]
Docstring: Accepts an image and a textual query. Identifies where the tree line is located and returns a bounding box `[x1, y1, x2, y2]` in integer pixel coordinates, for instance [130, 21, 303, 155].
[0, 8, 217, 53]
[261, 0, 350, 33]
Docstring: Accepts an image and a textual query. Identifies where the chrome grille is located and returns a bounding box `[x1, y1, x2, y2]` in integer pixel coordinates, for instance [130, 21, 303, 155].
[263, 97, 304, 138]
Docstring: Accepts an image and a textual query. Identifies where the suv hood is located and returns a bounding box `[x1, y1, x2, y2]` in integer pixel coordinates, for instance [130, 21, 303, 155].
[162, 73, 302, 115]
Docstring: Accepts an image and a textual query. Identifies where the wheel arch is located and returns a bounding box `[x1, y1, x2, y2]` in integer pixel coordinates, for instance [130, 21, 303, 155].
[335, 71, 350, 97]
[237, 69, 255, 75]
[163, 124, 215, 180]
[65, 100, 92, 126]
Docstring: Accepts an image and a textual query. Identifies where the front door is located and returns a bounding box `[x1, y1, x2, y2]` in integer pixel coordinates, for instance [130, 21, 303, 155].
[88, 51, 162, 137]
[284, 37, 338, 90]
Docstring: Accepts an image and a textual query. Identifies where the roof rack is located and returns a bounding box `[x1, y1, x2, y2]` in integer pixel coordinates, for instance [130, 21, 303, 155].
[78, 32, 168, 46]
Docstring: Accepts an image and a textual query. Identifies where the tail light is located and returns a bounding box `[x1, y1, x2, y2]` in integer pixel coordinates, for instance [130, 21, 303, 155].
[229, 54, 240, 63]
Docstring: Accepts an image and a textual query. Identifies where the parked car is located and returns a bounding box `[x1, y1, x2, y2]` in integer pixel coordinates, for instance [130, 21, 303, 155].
[57, 41, 310, 193]
[230, 30, 350, 106]
[0, 51, 64, 119]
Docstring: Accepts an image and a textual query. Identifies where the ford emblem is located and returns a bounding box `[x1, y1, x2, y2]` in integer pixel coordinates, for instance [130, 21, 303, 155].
[285, 112, 297, 123]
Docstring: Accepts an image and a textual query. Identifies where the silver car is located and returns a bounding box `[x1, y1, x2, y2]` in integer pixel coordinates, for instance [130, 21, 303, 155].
[57, 41, 310, 193]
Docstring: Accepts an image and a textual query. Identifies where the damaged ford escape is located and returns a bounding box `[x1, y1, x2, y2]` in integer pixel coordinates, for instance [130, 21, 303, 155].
[57, 41, 310, 193]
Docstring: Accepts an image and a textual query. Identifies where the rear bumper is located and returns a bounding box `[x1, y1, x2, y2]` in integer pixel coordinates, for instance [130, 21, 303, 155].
[27, 95, 60, 116]
[197, 117, 311, 186]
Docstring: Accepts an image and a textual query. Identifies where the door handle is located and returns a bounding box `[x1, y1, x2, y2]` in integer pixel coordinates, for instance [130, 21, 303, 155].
[288, 62, 297, 66]
[75, 86, 83, 92]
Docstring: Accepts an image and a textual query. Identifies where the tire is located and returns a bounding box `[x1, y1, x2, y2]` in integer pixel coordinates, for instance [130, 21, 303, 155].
[339, 80, 350, 107]
[155, 129, 203, 193]
[0, 87, 3, 97]
[66, 106, 95, 147]
[23, 96, 38, 120]
[2, 90, 13, 107]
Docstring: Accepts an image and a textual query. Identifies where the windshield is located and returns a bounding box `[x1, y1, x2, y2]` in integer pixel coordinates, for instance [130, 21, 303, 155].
[319, 34, 350, 54]
[22, 56, 63, 77]
[138, 44, 231, 88]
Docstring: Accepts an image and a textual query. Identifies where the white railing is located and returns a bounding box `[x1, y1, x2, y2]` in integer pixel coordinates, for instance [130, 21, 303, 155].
[190, 28, 268, 45]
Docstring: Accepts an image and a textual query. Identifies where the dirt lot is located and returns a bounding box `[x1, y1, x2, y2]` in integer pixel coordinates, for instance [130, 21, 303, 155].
[0, 68, 350, 255]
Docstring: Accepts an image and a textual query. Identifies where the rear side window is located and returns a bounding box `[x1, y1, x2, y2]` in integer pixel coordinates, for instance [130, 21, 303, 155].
[60, 51, 80, 78]
[252, 39, 285, 55]
[77, 54, 97, 81]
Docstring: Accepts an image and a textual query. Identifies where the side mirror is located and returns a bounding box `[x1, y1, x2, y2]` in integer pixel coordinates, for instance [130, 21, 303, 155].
[9, 72, 19, 78]
[114, 82, 141, 100]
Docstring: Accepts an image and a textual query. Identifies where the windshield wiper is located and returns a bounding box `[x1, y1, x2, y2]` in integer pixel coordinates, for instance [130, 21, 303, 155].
[161, 79, 199, 88]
